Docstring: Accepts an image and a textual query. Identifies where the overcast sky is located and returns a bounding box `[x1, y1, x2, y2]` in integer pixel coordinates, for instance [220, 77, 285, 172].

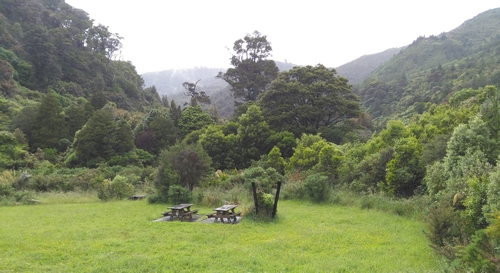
[65, 0, 499, 74]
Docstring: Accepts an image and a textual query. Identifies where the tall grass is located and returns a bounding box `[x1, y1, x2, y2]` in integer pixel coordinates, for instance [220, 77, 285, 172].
[328, 189, 432, 219]
[0, 199, 446, 272]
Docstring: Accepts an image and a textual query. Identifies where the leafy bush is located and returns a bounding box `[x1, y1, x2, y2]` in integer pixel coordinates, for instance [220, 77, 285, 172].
[303, 173, 330, 202]
[423, 201, 468, 261]
[242, 167, 284, 192]
[110, 175, 135, 199]
[96, 175, 134, 201]
[256, 189, 274, 217]
[456, 230, 498, 272]
[167, 185, 192, 204]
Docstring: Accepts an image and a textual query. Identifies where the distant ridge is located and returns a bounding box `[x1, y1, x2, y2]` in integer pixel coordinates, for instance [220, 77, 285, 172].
[336, 47, 403, 85]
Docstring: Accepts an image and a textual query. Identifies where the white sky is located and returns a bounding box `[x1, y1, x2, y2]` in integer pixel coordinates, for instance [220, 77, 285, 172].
[65, 0, 500, 74]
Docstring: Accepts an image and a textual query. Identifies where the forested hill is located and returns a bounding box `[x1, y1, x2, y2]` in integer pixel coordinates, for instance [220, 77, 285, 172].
[0, 0, 158, 111]
[356, 8, 500, 128]
[335, 47, 403, 85]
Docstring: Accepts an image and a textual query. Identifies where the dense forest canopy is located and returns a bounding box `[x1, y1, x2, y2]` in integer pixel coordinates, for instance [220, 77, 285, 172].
[2, 1, 500, 271]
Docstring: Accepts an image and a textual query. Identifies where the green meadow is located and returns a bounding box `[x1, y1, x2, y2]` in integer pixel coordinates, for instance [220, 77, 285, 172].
[0, 199, 446, 272]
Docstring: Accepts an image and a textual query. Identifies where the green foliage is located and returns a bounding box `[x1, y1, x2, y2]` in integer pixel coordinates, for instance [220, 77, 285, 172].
[237, 105, 272, 165]
[314, 144, 344, 178]
[217, 31, 279, 102]
[177, 106, 214, 137]
[0, 131, 30, 170]
[198, 124, 241, 170]
[30, 91, 68, 151]
[267, 146, 286, 175]
[72, 109, 135, 167]
[167, 185, 192, 204]
[265, 131, 296, 159]
[96, 175, 135, 201]
[260, 64, 362, 137]
[457, 230, 499, 272]
[156, 142, 211, 193]
[288, 134, 329, 172]
[242, 167, 284, 193]
[382, 136, 423, 197]
[423, 201, 468, 262]
[303, 173, 330, 202]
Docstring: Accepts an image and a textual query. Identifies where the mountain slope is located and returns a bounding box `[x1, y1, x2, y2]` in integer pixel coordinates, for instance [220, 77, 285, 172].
[357, 8, 500, 128]
[336, 47, 403, 85]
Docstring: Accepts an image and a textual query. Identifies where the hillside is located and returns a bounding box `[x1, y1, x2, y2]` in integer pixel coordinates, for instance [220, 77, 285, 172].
[0, 0, 156, 112]
[356, 8, 500, 128]
[336, 47, 403, 85]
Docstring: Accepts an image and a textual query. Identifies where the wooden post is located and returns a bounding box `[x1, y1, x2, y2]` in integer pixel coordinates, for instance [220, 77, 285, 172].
[251, 182, 259, 215]
[272, 182, 282, 218]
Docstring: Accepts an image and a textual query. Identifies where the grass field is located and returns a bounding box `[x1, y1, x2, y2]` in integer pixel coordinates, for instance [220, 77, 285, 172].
[0, 199, 446, 272]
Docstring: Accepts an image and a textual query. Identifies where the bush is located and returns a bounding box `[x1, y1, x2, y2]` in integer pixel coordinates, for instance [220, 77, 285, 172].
[423, 201, 468, 261]
[281, 171, 306, 200]
[110, 175, 135, 199]
[242, 167, 284, 192]
[96, 175, 134, 201]
[167, 185, 192, 204]
[303, 173, 330, 202]
[457, 230, 498, 272]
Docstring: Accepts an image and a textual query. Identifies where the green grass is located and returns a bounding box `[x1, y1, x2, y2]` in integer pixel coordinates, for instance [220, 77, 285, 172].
[0, 199, 446, 272]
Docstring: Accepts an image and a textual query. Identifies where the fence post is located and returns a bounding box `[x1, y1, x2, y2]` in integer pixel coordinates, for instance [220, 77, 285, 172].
[251, 182, 259, 215]
[272, 182, 282, 218]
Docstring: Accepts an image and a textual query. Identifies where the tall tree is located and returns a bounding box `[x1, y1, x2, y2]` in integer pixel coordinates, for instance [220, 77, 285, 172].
[259, 64, 362, 137]
[182, 80, 210, 106]
[217, 31, 279, 103]
[72, 109, 135, 167]
[30, 91, 68, 151]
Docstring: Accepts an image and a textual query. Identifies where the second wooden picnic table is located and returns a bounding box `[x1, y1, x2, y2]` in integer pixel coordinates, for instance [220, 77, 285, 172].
[162, 203, 198, 221]
[211, 204, 240, 223]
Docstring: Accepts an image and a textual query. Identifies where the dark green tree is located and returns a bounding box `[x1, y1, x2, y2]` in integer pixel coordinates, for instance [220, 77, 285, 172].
[169, 100, 182, 126]
[177, 105, 214, 137]
[90, 90, 108, 110]
[217, 31, 279, 102]
[237, 104, 272, 164]
[148, 114, 177, 153]
[30, 91, 68, 151]
[259, 64, 362, 137]
[72, 109, 135, 167]
[64, 102, 93, 140]
[199, 124, 241, 170]
[157, 142, 212, 191]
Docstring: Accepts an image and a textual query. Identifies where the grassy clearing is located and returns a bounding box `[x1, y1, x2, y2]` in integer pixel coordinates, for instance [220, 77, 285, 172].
[0, 199, 446, 272]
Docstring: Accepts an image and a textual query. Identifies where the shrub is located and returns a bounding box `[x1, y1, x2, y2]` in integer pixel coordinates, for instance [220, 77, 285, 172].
[456, 230, 498, 272]
[110, 175, 135, 199]
[167, 185, 192, 204]
[281, 171, 306, 200]
[96, 175, 134, 201]
[423, 200, 468, 261]
[242, 167, 284, 192]
[303, 173, 330, 202]
[256, 189, 274, 217]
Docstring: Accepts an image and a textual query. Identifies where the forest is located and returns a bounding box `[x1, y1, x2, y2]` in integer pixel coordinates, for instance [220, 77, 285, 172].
[1, 0, 500, 271]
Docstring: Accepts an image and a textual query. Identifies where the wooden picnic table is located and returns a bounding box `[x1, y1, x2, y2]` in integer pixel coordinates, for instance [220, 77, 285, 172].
[209, 204, 240, 223]
[162, 203, 198, 221]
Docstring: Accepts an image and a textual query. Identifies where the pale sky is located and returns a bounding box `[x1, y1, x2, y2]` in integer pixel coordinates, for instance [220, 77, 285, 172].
[65, 0, 499, 74]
